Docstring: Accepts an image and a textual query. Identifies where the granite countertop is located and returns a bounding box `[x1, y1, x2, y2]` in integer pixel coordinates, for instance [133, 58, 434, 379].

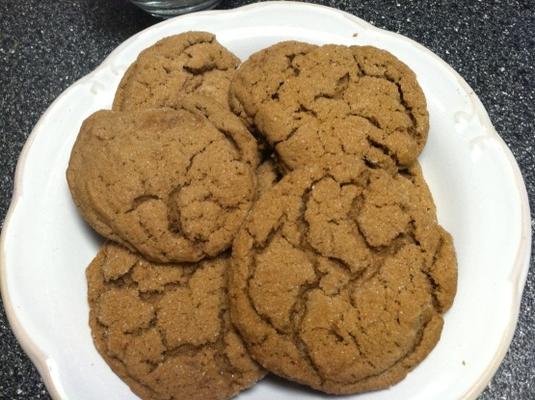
[0, 0, 533, 398]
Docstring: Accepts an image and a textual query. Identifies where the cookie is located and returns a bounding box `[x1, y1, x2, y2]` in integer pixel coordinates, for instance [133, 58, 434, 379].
[230, 42, 428, 171]
[67, 94, 259, 263]
[113, 32, 239, 111]
[87, 243, 265, 400]
[229, 159, 457, 394]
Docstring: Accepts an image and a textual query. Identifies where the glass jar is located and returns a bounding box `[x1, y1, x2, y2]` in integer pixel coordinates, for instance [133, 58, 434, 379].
[130, 0, 222, 18]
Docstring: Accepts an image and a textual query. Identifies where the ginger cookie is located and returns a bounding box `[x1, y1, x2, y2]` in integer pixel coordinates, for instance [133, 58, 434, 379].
[87, 243, 265, 400]
[230, 42, 428, 172]
[229, 159, 457, 394]
[67, 94, 259, 263]
[113, 31, 239, 111]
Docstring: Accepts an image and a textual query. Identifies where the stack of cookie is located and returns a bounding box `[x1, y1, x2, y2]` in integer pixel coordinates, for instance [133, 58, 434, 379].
[67, 31, 457, 400]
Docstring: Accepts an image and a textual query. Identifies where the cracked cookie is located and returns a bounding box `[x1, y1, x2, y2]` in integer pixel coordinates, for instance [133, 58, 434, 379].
[87, 242, 265, 400]
[67, 94, 259, 263]
[113, 31, 239, 111]
[229, 159, 457, 394]
[230, 42, 429, 172]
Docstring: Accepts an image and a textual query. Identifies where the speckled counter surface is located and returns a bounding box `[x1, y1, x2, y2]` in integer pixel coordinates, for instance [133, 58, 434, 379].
[0, 0, 533, 399]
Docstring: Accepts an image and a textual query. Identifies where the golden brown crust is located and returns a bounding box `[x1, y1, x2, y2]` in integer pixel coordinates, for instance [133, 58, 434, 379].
[87, 243, 265, 400]
[228, 159, 456, 394]
[255, 159, 282, 199]
[230, 42, 428, 172]
[229, 41, 317, 127]
[113, 31, 239, 111]
[67, 95, 259, 263]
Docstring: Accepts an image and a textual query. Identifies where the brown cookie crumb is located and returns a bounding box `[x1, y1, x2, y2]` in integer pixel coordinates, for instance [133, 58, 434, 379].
[113, 31, 239, 111]
[67, 94, 259, 263]
[229, 159, 456, 394]
[87, 243, 265, 400]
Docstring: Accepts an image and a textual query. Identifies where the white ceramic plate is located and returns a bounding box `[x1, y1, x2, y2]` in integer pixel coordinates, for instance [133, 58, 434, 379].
[0, 2, 531, 399]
